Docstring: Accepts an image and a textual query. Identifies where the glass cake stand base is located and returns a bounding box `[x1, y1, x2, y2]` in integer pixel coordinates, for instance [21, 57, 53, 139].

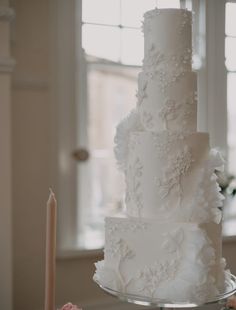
[94, 274, 236, 309]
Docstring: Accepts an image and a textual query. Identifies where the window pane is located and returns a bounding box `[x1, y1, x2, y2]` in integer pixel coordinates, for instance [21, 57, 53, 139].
[82, 24, 120, 62]
[80, 65, 138, 248]
[121, 28, 144, 65]
[225, 37, 236, 71]
[227, 73, 236, 175]
[223, 215, 236, 236]
[185, 0, 192, 11]
[225, 3, 236, 37]
[157, 0, 180, 9]
[121, 0, 156, 27]
[82, 0, 120, 25]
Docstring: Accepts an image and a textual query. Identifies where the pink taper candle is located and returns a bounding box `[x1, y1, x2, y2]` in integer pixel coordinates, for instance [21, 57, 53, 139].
[45, 189, 57, 310]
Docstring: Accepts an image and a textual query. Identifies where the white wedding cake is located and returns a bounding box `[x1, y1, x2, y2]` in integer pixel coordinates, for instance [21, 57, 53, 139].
[94, 8, 229, 303]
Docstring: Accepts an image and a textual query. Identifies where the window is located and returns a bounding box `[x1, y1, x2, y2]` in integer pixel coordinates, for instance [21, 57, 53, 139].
[56, 0, 236, 252]
[82, 0, 181, 65]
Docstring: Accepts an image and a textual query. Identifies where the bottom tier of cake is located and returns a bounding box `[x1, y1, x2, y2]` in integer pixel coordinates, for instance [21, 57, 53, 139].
[94, 216, 228, 303]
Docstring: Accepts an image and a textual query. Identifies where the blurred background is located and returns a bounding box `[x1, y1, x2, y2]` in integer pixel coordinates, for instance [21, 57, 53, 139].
[1, 0, 236, 309]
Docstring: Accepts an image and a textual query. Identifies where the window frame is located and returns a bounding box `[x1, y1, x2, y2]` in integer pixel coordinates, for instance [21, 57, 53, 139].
[190, 0, 227, 151]
[225, 1, 236, 177]
[50, 0, 82, 251]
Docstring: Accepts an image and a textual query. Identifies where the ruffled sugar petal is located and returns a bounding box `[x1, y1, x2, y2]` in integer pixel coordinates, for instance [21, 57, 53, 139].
[114, 109, 143, 171]
[175, 226, 219, 303]
[212, 208, 222, 224]
[94, 260, 122, 291]
[189, 148, 225, 224]
[209, 149, 225, 172]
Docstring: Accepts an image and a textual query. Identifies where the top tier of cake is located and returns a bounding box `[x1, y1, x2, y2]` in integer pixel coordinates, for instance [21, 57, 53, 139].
[137, 9, 197, 133]
[143, 9, 192, 63]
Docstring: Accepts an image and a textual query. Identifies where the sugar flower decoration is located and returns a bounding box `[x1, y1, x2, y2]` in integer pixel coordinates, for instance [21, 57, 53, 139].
[114, 109, 143, 171]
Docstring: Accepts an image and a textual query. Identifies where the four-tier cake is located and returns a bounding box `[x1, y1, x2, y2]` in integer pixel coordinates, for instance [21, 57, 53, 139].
[94, 8, 229, 303]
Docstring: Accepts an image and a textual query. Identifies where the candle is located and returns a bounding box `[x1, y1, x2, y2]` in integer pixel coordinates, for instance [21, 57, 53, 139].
[45, 189, 57, 310]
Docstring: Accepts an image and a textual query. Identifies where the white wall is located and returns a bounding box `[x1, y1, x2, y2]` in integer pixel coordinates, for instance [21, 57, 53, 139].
[10, 0, 108, 308]
[11, 0, 50, 308]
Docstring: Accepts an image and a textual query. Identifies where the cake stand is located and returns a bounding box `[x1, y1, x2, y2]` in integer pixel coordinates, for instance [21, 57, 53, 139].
[94, 273, 236, 309]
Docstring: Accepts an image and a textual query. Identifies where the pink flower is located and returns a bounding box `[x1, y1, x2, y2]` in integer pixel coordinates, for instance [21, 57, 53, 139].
[58, 302, 82, 310]
[227, 296, 236, 309]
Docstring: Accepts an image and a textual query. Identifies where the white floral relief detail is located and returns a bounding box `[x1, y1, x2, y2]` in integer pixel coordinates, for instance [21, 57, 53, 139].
[136, 73, 148, 107]
[141, 110, 155, 130]
[178, 10, 192, 35]
[162, 228, 185, 254]
[156, 146, 194, 206]
[152, 131, 185, 158]
[136, 228, 184, 298]
[158, 99, 178, 130]
[136, 44, 192, 108]
[129, 132, 141, 152]
[125, 165, 132, 205]
[125, 137, 141, 210]
[136, 261, 178, 297]
[106, 237, 135, 292]
[127, 221, 147, 232]
[158, 92, 197, 130]
[157, 50, 191, 92]
[182, 91, 197, 128]
[129, 158, 143, 217]
[107, 238, 134, 260]
[142, 45, 192, 93]
[143, 44, 165, 72]
[106, 219, 147, 235]
[136, 88, 147, 107]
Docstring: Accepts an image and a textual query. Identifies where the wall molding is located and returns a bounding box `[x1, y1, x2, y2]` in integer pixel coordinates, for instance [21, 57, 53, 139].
[0, 7, 15, 22]
[0, 57, 15, 73]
